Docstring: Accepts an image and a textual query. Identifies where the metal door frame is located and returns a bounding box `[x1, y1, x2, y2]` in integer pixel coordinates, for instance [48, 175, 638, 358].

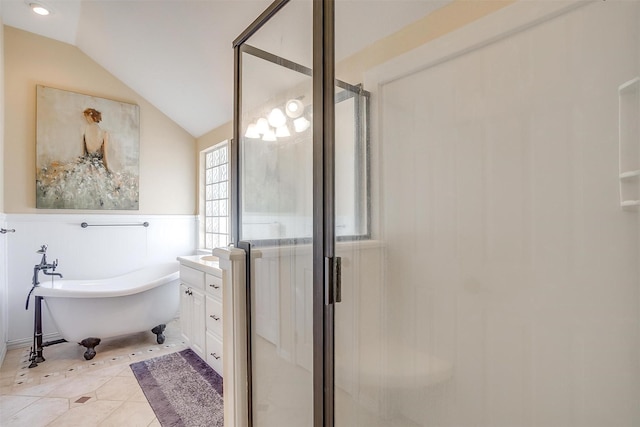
[232, 0, 336, 425]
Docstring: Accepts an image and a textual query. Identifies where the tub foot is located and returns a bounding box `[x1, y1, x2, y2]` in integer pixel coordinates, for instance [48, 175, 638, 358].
[80, 337, 101, 360]
[151, 324, 166, 344]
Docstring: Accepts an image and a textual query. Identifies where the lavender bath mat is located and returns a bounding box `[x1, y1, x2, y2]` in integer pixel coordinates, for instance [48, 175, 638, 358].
[130, 348, 223, 426]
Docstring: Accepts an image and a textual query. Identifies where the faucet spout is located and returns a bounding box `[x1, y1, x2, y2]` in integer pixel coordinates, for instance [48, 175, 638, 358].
[43, 271, 63, 279]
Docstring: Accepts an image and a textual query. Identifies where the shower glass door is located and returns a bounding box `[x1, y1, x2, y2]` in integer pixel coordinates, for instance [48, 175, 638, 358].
[236, 1, 315, 425]
[334, 1, 640, 426]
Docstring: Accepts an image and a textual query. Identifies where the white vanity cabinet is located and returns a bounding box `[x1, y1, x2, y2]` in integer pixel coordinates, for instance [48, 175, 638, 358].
[177, 259, 225, 377]
[179, 249, 247, 427]
[179, 266, 206, 359]
[205, 273, 224, 374]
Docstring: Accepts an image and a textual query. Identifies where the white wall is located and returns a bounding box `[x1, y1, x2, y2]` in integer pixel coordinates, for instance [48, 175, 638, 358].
[7, 214, 197, 346]
[0, 211, 6, 361]
[0, 10, 7, 364]
[370, 1, 640, 426]
[2, 25, 199, 350]
[3, 26, 196, 215]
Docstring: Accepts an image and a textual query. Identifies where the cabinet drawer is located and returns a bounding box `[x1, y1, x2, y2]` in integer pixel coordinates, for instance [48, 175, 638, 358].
[206, 331, 223, 376]
[180, 265, 205, 290]
[206, 273, 222, 298]
[206, 296, 223, 337]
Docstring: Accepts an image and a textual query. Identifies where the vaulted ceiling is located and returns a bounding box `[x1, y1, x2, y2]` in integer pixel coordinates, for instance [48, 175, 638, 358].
[2, 0, 450, 138]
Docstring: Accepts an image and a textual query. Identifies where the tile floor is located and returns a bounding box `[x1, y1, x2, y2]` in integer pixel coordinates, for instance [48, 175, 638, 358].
[0, 320, 186, 426]
[1, 318, 425, 427]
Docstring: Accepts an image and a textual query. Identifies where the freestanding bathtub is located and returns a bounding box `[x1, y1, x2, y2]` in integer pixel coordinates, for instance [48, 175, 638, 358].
[32, 262, 180, 360]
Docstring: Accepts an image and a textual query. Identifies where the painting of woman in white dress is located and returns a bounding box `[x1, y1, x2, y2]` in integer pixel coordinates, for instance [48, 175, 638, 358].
[35, 86, 140, 210]
[82, 108, 111, 172]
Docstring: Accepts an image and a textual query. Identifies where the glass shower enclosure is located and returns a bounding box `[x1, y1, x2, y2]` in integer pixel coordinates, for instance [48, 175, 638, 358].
[235, 0, 640, 426]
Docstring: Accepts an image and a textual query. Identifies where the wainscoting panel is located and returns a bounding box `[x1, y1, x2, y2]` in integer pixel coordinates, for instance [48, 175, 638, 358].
[6, 213, 197, 346]
[0, 213, 8, 364]
[249, 241, 385, 411]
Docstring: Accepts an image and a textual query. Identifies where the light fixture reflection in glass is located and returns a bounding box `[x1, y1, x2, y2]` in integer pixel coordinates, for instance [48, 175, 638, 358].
[30, 2, 51, 15]
[276, 125, 291, 138]
[262, 129, 277, 142]
[293, 116, 310, 133]
[245, 123, 260, 138]
[285, 99, 304, 118]
[268, 108, 287, 128]
[256, 118, 270, 134]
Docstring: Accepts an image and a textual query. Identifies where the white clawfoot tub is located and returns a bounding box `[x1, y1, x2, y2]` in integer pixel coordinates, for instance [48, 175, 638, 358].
[33, 262, 180, 360]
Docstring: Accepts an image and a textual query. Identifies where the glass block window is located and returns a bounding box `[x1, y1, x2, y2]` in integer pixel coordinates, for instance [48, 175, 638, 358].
[204, 143, 229, 249]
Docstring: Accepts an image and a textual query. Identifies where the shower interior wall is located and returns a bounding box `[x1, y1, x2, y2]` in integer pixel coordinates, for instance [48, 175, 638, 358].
[361, 1, 640, 426]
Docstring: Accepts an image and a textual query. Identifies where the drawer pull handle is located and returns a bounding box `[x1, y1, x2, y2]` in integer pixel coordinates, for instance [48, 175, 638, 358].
[211, 352, 221, 360]
[209, 283, 220, 289]
[209, 314, 220, 321]
[184, 289, 193, 296]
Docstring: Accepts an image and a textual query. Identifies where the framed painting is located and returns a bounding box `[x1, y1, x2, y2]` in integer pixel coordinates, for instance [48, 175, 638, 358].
[35, 85, 140, 210]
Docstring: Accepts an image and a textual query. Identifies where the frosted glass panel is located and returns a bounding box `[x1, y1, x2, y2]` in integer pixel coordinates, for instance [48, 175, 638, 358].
[335, 1, 640, 426]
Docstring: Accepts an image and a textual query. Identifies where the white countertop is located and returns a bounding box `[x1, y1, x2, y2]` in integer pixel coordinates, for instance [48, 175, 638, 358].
[177, 254, 222, 276]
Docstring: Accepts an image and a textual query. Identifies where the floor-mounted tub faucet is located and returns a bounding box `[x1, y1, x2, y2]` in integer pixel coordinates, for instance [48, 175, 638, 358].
[26, 245, 66, 368]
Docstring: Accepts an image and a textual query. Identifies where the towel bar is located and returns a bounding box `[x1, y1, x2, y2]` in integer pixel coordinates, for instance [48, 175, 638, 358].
[81, 222, 149, 228]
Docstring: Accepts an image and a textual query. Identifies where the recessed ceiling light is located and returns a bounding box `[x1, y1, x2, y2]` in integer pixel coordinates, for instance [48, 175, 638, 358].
[30, 2, 51, 16]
